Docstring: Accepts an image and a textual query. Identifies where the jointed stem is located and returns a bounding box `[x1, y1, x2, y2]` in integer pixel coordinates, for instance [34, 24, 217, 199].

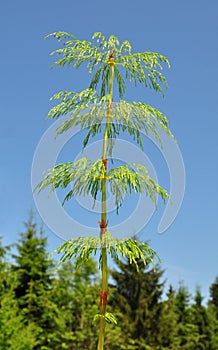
[97, 51, 115, 350]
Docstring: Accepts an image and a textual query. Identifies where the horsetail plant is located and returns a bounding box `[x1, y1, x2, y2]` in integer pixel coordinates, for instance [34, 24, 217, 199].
[36, 31, 174, 350]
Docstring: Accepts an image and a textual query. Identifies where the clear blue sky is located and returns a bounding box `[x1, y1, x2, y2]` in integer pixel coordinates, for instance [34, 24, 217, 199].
[0, 0, 218, 302]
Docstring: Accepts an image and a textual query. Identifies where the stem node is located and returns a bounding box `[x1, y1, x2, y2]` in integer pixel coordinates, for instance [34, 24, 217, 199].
[102, 158, 108, 170]
[98, 220, 108, 235]
[100, 289, 109, 306]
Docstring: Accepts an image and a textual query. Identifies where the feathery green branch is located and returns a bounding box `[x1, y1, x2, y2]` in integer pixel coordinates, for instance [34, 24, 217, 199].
[46, 88, 174, 154]
[46, 31, 170, 98]
[35, 158, 169, 213]
[55, 232, 160, 271]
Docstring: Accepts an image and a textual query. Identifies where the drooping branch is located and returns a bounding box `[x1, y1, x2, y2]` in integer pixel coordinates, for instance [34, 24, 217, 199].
[46, 31, 170, 98]
[55, 232, 160, 271]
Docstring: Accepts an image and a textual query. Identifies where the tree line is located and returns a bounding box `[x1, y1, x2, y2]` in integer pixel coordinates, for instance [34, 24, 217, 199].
[0, 215, 217, 349]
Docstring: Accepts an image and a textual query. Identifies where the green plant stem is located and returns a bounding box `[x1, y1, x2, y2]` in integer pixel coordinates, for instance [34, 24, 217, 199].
[97, 56, 114, 350]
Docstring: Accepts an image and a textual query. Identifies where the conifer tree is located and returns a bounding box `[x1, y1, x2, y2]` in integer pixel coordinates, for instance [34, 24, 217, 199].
[12, 214, 51, 314]
[209, 276, 218, 318]
[12, 214, 63, 349]
[36, 31, 174, 349]
[189, 286, 211, 350]
[206, 303, 218, 350]
[160, 285, 180, 349]
[0, 290, 39, 350]
[0, 236, 38, 349]
[174, 283, 200, 349]
[50, 259, 100, 349]
[0, 237, 11, 297]
[109, 259, 164, 349]
[207, 277, 218, 349]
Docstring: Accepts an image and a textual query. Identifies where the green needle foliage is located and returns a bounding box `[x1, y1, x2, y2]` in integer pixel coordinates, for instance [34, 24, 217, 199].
[46, 31, 170, 96]
[36, 31, 175, 350]
[37, 158, 169, 211]
[54, 232, 160, 272]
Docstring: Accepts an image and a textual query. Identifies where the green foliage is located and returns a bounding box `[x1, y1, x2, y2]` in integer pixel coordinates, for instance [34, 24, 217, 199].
[12, 214, 71, 349]
[209, 276, 218, 318]
[44, 31, 173, 165]
[93, 312, 117, 325]
[46, 89, 173, 153]
[46, 31, 170, 97]
[12, 215, 52, 302]
[55, 232, 160, 271]
[160, 286, 180, 349]
[207, 304, 218, 350]
[49, 259, 99, 350]
[108, 162, 169, 211]
[189, 287, 212, 349]
[109, 259, 165, 349]
[172, 283, 203, 349]
[0, 237, 11, 298]
[36, 158, 105, 206]
[36, 158, 169, 214]
[0, 291, 39, 350]
[48, 88, 101, 120]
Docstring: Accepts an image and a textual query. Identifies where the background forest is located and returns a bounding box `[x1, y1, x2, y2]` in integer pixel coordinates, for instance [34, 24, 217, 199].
[0, 215, 217, 350]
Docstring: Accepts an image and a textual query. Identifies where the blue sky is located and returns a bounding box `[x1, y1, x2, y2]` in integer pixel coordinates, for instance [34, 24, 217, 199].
[0, 0, 218, 302]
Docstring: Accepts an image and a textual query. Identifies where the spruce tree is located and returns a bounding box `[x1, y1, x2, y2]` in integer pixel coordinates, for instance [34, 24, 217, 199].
[189, 286, 211, 350]
[50, 259, 100, 349]
[12, 214, 51, 315]
[109, 259, 164, 349]
[206, 304, 218, 350]
[209, 276, 218, 318]
[0, 290, 38, 350]
[0, 236, 38, 349]
[11, 214, 62, 349]
[36, 31, 175, 349]
[174, 283, 200, 349]
[0, 237, 11, 297]
[160, 285, 180, 349]
[207, 277, 218, 349]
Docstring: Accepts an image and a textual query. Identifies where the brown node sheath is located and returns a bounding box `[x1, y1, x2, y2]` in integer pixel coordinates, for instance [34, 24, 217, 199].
[109, 49, 114, 60]
[102, 158, 108, 170]
[109, 98, 113, 110]
[108, 49, 115, 66]
[98, 219, 108, 235]
[100, 289, 109, 306]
